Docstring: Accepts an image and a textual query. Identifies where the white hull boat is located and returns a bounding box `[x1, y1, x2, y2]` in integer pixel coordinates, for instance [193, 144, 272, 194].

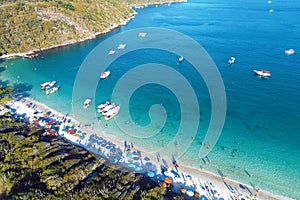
[108, 50, 115, 55]
[228, 57, 235, 64]
[100, 70, 110, 79]
[41, 81, 56, 90]
[83, 98, 92, 109]
[46, 86, 59, 95]
[138, 32, 147, 38]
[253, 70, 271, 77]
[117, 44, 126, 50]
[285, 49, 295, 55]
[102, 104, 115, 115]
[178, 56, 183, 62]
[104, 105, 120, 120]
[97, 101, 110, 113]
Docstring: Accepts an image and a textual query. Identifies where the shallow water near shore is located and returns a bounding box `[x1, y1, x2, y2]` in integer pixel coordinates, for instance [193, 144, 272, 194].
[1, 0, 300, 198]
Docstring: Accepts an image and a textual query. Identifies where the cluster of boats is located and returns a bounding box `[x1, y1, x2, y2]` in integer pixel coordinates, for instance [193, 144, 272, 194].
[41, 81, 59, 95]
[97, 101, 120, 121]
[252, 49, 294, 78]
[108, 44, 126, 55]
[226, 56, 271, 78]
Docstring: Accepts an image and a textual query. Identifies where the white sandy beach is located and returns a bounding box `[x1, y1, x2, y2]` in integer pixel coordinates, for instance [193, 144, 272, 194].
[4, 97, 292, 200]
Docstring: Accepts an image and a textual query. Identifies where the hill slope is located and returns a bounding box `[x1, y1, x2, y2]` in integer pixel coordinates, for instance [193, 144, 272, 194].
[0, 0, 184, 56]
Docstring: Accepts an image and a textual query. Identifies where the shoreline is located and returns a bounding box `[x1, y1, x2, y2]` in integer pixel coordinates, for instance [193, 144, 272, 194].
[0, 0, 186, 60]
[7, 97, 291, 200]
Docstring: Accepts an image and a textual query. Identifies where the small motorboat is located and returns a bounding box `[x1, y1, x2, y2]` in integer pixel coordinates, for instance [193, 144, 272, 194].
[138, 32, 147, 38]
[97, 101, 110, 113]
[228, 57, 235, 64]
[83, 98, 92, 109]
[100, 70, 110, 79]
[102, 103, 115, 115]
[253, 70, 271, 78]
[117, 44, 126, 50]
[178, 56, 183, 62]
[46, 86, 59, 95]
[104, 105, 120, 121]
[41, 81, 56, 90]
[24, 53, 38, 59]
[285, 49, 295, 55]
[108, 49, 116, 55]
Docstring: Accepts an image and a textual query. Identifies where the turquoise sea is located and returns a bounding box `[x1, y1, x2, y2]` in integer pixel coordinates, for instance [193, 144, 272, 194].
[1, 0, 300, 199]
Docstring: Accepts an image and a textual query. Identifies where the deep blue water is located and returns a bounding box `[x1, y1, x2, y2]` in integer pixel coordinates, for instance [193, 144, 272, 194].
[1, 0, 300, 198]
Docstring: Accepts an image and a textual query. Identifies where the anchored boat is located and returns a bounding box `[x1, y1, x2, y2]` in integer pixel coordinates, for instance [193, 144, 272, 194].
[83, 98, 92, 109]
[253, 70, 271, 78]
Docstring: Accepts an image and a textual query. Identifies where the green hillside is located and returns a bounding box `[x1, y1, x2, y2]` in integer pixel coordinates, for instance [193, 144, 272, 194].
[0, 0, 184, 55]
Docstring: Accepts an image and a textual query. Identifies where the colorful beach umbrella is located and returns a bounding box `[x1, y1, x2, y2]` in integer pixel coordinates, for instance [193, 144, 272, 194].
[180, 188, 187, 194]
[160, 182, 167, 188]
[164, 177, 172, 184]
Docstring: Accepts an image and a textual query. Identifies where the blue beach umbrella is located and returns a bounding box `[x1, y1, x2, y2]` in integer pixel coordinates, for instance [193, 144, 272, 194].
[147, 172, 155, 177]
[135, 166, 142, 171]
[128, 163, 135, 168]
[126, 154, 132, 158]
[144, 157, 150, 161]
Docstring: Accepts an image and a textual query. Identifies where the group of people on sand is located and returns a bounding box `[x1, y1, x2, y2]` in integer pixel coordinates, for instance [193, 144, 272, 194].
[5, 97, 262, 200]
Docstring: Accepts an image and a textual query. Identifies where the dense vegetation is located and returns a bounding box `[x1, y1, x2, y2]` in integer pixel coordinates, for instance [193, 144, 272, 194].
[0, 85, 13, 104]
[0, 0, 184, 55]
[0, 114, 186, 199]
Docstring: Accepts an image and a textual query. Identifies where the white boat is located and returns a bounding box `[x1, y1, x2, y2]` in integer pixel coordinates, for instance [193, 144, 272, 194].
[104, 105, 120, 120]
[108, 49, 116, 55]
[178, 56, 183, 62]
[102, 103, 115, 115]
[46, 86, 59, 95]
[253, 70, 271, 77]
[138, 32, 147, 38]
[228, 57, 235, 64]
[41, 81, 56, 90]
[83, 98, 92, 109]
[285, 49, 295, 55]
[100, 70, 110, 79]
[117, 44, 126, 50]
[97, 101, 110, 113]
[269, 9, 274, 13]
